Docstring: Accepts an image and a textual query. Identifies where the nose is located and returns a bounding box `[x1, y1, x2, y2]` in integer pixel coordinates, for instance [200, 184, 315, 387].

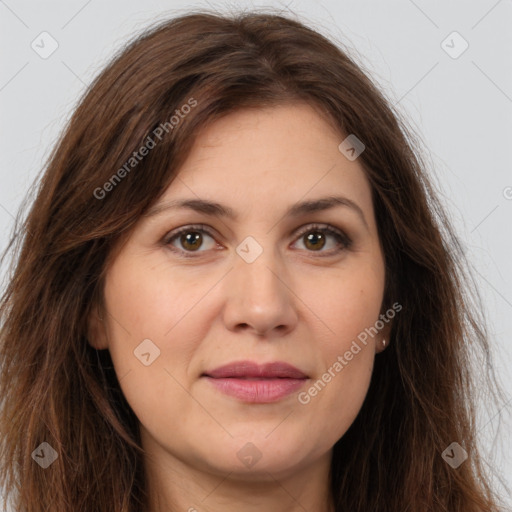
[221, 248, 299, 338]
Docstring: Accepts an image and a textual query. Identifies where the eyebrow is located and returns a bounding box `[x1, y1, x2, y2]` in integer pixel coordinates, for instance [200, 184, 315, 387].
[144, 195, 369, 229]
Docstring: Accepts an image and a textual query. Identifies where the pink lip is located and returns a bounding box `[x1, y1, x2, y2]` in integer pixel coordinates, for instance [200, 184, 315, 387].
[202, 361, 308, 403]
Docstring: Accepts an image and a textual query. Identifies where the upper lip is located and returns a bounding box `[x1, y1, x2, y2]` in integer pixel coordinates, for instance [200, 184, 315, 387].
[202, 360, 308, 379]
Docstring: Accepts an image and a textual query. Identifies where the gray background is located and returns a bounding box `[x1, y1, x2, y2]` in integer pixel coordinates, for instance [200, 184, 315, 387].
[1, 0, 511, 508]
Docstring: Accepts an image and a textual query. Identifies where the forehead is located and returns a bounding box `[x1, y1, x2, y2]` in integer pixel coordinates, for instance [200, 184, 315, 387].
[166, 103, 373, 215]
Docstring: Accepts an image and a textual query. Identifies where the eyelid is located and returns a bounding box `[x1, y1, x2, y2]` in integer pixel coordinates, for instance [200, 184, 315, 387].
[163, 222, 352, 257]
[293, 222, 351, 246]
[163, 224, 218, 245]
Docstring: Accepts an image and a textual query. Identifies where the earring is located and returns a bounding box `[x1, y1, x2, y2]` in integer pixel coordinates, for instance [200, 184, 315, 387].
[382, 338, 387, 347]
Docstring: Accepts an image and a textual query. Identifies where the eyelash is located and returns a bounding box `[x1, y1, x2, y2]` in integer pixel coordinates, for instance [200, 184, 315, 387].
[163, 223, 352, 259]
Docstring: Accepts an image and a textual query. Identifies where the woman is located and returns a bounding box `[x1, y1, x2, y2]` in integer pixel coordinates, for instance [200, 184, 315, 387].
[0, 10, 508, 512]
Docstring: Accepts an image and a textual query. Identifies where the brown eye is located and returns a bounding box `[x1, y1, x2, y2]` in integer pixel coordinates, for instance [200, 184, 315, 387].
[164, 223, 351, 259]
[164, 225, 217, 255]
[293, 224, 352, 255]
[179, 231, 203, 251]
[303, 231, 327, 251]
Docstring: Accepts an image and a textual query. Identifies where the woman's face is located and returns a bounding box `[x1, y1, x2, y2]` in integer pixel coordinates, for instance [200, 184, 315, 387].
[89, 103, 388, 482]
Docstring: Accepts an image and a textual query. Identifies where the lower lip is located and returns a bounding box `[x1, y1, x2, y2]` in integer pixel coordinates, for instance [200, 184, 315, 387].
[203, 377, 307, 403]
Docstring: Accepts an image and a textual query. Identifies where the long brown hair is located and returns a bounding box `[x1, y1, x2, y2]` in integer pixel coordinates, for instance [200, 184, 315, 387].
[0, 9, 508, 512]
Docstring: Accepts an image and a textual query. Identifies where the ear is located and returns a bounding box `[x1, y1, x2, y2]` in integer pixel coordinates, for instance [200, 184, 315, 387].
[375, 320, 392, 354]
[87, 304, 109, 350]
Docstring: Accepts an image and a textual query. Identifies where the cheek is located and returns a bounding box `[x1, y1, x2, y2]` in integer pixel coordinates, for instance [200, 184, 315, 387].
[100, 258, 189, 385]
[303, 333, 375, 447]
[101, 253, 214, 392]
[103, 254, 196, 340]
[101, 263, 208, 441]
[314, 261, 385, 347]
[302, 264, 383, 435]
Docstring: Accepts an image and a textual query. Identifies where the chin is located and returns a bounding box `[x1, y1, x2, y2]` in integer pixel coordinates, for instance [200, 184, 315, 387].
[192, 434, 317, 479]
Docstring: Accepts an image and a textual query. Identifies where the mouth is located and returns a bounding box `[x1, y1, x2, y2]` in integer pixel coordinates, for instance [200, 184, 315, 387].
[201, 360, 309, 403]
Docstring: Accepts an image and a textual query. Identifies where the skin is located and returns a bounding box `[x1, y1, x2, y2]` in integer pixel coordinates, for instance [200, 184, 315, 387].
[88, 102, 390, 512]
